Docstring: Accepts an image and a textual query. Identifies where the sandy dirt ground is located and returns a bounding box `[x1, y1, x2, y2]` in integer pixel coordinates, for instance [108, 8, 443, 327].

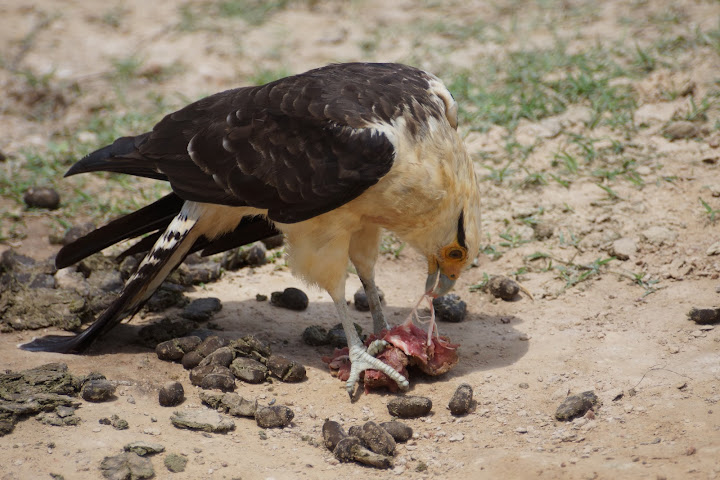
[1, 1, 719, 479]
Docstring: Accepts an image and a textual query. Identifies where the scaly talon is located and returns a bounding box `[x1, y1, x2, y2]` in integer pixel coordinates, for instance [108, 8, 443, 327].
[345, 343, 410, 395]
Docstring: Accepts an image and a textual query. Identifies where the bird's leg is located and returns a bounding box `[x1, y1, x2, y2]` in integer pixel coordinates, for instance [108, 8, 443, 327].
[349, 225, 388, 334]
[359, 275, 388, 334]
[331, 293, 409, 395]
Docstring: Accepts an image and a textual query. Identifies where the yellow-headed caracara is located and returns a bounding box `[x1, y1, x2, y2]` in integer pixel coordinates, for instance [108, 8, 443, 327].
[22, 63, 482, 395]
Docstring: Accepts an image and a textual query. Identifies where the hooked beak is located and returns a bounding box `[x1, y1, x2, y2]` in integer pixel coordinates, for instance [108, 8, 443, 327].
[426, 257, 458, 298]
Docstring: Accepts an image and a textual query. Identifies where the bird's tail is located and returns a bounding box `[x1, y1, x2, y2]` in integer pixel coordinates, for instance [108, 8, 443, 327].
[20, 202, 203, 353]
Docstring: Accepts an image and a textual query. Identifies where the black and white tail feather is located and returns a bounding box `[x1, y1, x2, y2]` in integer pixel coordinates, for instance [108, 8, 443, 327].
[21, 203, 203, 353]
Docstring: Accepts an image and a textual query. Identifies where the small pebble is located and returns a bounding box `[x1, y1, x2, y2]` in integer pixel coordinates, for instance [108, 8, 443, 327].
[387, 396, 432, 418]
[189, 365, 236, 391]
[230, 357, 268, 384]
[333, 436, 362, 462]
[255, 405, 294, 428]
[23, 187, 60, 210]
[124, 442, 165, 456]
[302, 325, 329, 346]
[349, 444, 393, 469]
[448, 383, 474, 415]
[194, 335, 230, 357]
[155, 336, 202, 362]
[266, 355, 306, 382]
[181, 351, 204, 370]
[359, 421, 396, 456]
[688, 307, 720, 325]
[432, 294, 467, 323]
[353, 287, 384, 312]
[100, 453, 154, 479]
[270, 287, 309, 310]
[198, 346, 235, 368]
[556, 391, 599, 421]
[158, 381, 184, 407]
[164, 453, 188, 473]
[181, 297, 222, 322]
[379, 421, 413, 442]
[326, 322, 363, 348]
[81, 379, 116, 402]
[488, 276, 520, 301]
[62, 222, 96, 245]
[322, 420, 347, 451]
[170, 409, 235, 433]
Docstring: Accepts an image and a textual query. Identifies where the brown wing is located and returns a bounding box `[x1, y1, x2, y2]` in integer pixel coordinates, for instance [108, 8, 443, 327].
[67, 63, 445, 223]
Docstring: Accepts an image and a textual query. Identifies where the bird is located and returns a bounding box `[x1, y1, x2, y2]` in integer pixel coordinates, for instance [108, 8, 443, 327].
[21, 62, 482, 395]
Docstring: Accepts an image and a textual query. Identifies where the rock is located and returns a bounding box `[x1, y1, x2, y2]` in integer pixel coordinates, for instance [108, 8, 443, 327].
[36, 410, 81, 426]
[99, 414, 128, 430]
[170, 409, 234, 433]
[271, 287, 309, 310]
[229, 357, 267, 383]
[222, 393, 257, 417]
[432, 294, 467, 323]
[448, 383, 474, 415]
[136, 318, 197, 347]
[29, 274, 55, 289]
[0, 249, 36, 272]
[488, 275, 520, 301]
[533, 222, 555, 240]
[556, 391, 599, 421]
[180, 297, 222, 322]
[322, 420, 347, 450]
[266, 355, 306, 382]
[100, 452, 154, 480]
[81, 380, 116, 402]
[609, 237, 637, 261]
[641, 226, 677, 246]
[1, 287, 88, 331]
[156, 336, 202, 362]
[222, 242, 267, 270]
[359, 421, 396, 456]
[164, 453, 188, 473]
[688, 307, 720, 325]
[349, 444, 394, 469]
[229, 335, 271, 361]
[54, 268, 89, 294]
[158, 381, 184, 407]
[174, 261, 222, 285]
[663, 121, 698, 140]
[198, 346, 235, 368]
[143, 284, 187, 312]
[387, 396, 432, 418]
[255, 405, 294, 428]
[301, 325, 329, 346]
[200, 391, 257, 418]
[181, 351, 204, 370]
[327, 322, 363, 348]
[353, 287, 384, 311]
[195, 335, 229, 358]
[62, 222, 95, 245]
[189, 365, 235, 391]
[333, 436, 363, 462]
[706, 241, 720, 256]
[87, 270, 123, 292]
[123, 441, 165, 456]
[23, 187, 60, 210]
[379, 421, 413, 442]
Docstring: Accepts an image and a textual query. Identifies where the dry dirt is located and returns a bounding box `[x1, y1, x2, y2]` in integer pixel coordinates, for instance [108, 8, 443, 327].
[1, 1, 720, 479]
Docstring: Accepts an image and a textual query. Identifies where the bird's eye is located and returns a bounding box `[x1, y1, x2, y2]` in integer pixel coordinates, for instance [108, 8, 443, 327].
[448, 249, 464, 259]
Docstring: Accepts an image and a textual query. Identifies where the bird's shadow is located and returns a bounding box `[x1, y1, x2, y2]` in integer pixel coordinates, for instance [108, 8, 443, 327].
[72, 297, 530, 383]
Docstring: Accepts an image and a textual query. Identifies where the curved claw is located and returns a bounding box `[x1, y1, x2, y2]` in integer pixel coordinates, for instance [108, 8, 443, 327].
[345, 342, 410, 395]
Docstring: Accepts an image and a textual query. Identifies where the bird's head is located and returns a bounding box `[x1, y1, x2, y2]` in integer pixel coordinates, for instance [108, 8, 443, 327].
[425, 205, 480, 297]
